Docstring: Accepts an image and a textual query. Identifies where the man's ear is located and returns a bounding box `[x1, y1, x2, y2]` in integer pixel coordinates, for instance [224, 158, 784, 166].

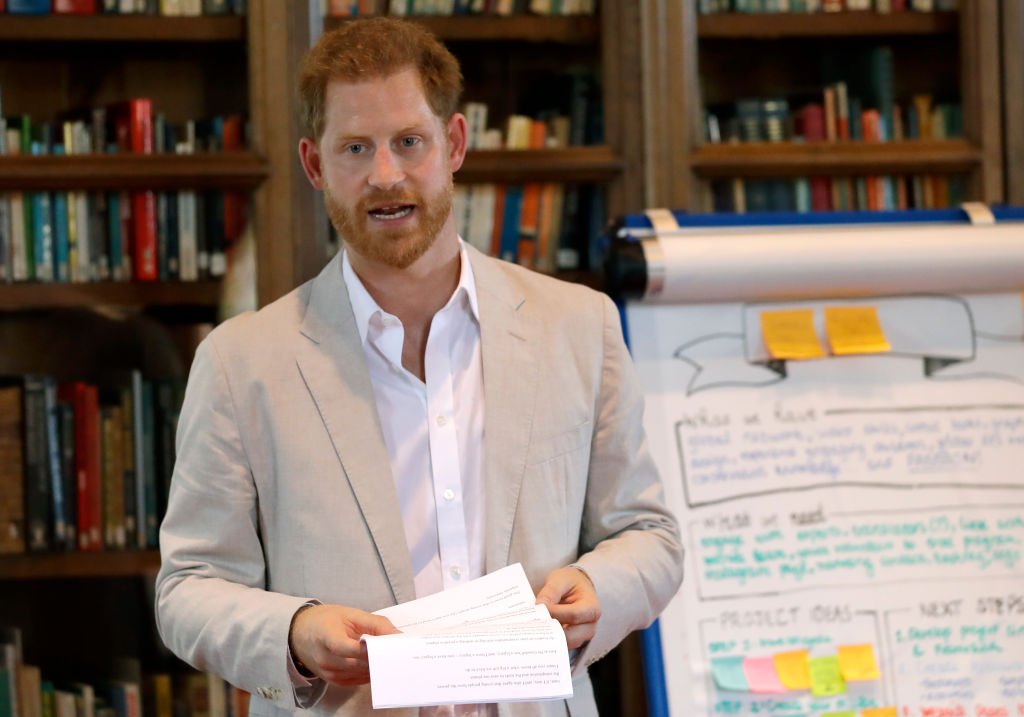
[298, 137, 325, 190]
[447, 112, 468, 173]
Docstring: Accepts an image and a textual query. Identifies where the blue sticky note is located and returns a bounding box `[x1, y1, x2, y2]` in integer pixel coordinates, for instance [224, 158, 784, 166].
[711, 656, 750, 692]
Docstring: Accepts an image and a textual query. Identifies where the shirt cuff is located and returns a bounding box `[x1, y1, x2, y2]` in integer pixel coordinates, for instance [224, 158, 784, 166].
[287, 600, 327, 708]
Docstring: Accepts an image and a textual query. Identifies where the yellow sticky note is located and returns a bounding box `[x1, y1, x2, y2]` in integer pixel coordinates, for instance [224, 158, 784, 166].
[809, 655, 846, 696]
[862, 708, 898, 717]
[773, 649, 812, 690]
[824, 306, 891, 356]
[822, 712, 856, 717]
[760, 309, 826, 360]
[838, 643, 880, 681]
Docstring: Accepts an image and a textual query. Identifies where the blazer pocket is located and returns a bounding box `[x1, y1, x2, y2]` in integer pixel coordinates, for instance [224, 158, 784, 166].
[527, 419, 592, 466]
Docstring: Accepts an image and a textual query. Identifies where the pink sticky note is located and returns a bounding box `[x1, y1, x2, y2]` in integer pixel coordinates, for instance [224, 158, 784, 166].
[743, 656, 786, 693]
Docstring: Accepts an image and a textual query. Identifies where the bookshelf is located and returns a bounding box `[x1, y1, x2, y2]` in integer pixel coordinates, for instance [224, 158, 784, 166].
[0, 0, 308, 696]
[0, 550, 159, 581]
[0, 2, 647, 711]
[639, 1, 1005, 212]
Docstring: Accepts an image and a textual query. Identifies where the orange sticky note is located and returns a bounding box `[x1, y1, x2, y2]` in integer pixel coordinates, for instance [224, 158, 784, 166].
[809, 655, 846, 696]
[824, 306, 891, 356]
[773, 649, 812, 690]
[838, 644, 880, 681]
[862, 708, 898, 717]
[760, 309, 826, 360]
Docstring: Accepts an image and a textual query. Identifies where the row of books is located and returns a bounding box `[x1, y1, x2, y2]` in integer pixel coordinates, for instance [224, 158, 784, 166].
[0, 0, 245, 15]
[698, 0, 957, 12]
[462, 74, 602, 151]
[453, 182, 604, 272]
[0, 635, 248, 717]
[326, 0, 596, 16]
[709, 172, 966, 213]
[0, 372, 182, 555]
[0, 187, 237, 284]
[707, 93, 961, 145]
[2, 103, 248, 157]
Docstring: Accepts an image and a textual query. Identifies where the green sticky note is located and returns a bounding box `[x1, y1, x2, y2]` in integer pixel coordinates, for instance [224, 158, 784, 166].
[809, 655, 846, 696]
[711, 656, 749, 692]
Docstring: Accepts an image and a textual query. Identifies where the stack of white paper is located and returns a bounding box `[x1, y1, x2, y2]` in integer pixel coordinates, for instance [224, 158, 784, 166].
[362, 564, 574, 709]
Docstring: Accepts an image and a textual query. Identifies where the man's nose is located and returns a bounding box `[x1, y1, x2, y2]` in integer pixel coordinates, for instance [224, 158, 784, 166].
[368, 147, 405, 189]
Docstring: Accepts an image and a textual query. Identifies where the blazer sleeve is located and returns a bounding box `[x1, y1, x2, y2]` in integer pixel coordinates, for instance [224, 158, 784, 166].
[571, 293, 685, 673]
[154, 335, 324, 710]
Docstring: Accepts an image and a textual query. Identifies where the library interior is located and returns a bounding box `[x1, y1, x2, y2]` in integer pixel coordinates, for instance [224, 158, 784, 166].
[1, 1, 1022, 717]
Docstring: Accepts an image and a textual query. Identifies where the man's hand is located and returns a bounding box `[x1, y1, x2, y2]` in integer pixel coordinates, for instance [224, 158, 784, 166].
[535, 566, 602, 650]
[289, 604, 399, 686]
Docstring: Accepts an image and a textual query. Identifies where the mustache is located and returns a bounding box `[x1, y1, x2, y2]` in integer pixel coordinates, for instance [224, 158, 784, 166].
[358, 191, 419, 212]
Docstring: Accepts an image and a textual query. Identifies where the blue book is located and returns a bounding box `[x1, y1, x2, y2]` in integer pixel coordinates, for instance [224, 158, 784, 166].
[498, 186, 524, 264]
[52, 146, 71, 282]
[30, 142, 54, 282]
[7, 0, 50, 13]
[42, 378, 66, 549]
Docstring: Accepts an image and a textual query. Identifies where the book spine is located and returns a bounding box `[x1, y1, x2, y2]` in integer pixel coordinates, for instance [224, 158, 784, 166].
[22, 376, 52, 552]
[0, 385, 26, 554]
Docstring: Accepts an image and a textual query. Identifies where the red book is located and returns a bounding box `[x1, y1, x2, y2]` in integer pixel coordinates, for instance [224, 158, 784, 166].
[54, 0, 98, 12]
[60, 382, 102, 552]
[221, 115, 246, 242]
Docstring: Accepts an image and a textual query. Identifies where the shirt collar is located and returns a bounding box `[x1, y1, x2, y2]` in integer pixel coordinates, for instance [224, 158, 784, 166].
[341, 238, 481, 346]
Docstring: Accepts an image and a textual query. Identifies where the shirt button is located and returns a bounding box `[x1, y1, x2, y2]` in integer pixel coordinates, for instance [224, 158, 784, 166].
[436, 415, 447, 427]
[443, 488, 455, 502]
[450, 565, 462, 579]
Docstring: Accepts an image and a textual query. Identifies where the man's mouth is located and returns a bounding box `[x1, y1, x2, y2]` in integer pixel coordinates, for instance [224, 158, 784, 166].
[368, 205, 415, 220]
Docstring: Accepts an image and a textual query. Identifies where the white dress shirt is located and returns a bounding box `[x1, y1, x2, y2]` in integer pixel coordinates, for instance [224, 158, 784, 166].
[342, 243, 494, 717]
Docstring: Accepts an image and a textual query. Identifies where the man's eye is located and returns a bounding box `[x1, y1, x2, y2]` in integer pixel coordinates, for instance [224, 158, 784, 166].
[346, 144, 366, 155]
[400, 137, 420, 148]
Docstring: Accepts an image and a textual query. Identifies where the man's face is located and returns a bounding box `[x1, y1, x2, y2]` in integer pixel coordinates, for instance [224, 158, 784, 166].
[315, 68, 458, 270]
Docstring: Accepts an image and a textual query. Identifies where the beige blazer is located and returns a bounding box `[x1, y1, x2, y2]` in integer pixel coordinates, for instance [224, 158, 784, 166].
[155, 246, 683, 717]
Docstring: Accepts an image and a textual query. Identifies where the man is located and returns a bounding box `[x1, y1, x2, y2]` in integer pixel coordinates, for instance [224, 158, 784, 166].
[155, 17, 682, 717]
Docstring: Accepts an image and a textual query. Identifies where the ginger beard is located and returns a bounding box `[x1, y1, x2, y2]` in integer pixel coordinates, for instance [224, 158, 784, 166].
[324, 174, 454, 270]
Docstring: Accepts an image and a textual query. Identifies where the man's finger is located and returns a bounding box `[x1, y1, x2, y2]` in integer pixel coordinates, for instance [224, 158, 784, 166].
[563, 622, 597, 650]
[546, 600, 601, 626]
[535, 574, 574, 606]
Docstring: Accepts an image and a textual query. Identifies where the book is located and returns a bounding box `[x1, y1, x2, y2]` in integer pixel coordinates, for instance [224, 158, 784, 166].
[54, 0, 99, 11]
[0, 383, 26, 554]
[59, 382, 102, 552]
[22, 376, 53, 552]
[7, 0, 50, 12]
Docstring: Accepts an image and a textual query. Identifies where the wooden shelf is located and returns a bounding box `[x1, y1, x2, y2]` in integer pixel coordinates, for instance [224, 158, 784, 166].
[0, 153, 268, 191]
[457, 146, 623, 183]
[690, 140, 981, 178]
[698, 11, 958, 38]
[0, 281, 222, 311]
[325, 14, 599, 43]
[0, 15, 245, 42]
[0, 550, 160, 580]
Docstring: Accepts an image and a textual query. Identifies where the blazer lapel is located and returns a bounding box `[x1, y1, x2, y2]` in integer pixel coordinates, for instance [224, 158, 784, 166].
[469, 247, 540, 574]
[293, 252, 416, 606]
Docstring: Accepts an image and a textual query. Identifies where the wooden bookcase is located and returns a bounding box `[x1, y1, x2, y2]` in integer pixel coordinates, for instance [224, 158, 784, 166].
[0, 0, 649, 706]
[638, 0, 1005, 212]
